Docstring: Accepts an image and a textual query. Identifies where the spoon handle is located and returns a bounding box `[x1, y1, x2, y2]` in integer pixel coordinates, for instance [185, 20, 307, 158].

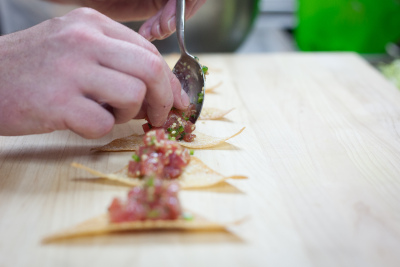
[176, 0, 187, 55]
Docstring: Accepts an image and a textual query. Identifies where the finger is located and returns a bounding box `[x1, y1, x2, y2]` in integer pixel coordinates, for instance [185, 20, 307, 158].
[139, 0, 207, 41]
[68, 8, 160, 55]
[98, 14, 161, 55]
[169, 71, 190, 109]
[63, 97, 115, 139]
[97, 23, 186, 111]
[138, 9, 164, 41]
[78, 65, 146, 124]
[95, 38, 176, 126]
[149, 0, 177, 40]
[134, 100, 148, 120]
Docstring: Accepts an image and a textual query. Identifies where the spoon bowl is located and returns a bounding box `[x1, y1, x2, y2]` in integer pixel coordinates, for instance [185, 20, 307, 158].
[173, 0, 205, 124]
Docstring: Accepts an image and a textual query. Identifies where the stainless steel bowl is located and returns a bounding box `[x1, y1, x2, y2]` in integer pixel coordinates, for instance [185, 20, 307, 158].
[124, 0, 259, 53]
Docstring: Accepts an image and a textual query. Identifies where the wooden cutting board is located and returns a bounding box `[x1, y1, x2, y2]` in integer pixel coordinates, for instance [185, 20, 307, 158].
[1, 53, 400, 267]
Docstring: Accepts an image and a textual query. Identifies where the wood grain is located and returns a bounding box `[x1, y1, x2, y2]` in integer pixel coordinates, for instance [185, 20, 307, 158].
[1, 53, 400, 267]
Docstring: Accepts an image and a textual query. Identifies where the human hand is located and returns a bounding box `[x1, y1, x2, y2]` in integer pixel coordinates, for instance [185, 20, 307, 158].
[0, 8, 189, 138]
[47, 0, 207, 41]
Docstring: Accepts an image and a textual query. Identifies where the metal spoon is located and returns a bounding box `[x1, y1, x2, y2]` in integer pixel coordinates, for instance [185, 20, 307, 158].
[173, 0, 205, 124]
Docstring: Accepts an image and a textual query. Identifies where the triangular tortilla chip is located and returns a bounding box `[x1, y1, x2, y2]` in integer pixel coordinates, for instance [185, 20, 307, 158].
[91, 127, 245, 152]
[42, 211, 243, 243]
[71, 156, 247, 189]
[199, 108, 234, 120]
[91, 134, 143, 152]
[179, 127, 245, 149]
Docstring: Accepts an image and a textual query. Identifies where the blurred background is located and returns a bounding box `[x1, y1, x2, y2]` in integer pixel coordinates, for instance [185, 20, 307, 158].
[129, 0, 399, 88]
[1, 0, 400, 87]
[123, 0, 400, 60]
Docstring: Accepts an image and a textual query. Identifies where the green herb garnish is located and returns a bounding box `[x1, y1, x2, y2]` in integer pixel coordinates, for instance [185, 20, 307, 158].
[197, 92, 204, 104]
[131, 153, 140, 162]
[202, 65, 208, 74]
[149, 136, 156, 145]
[145, 176, 155, 187]
[190, 150, 194, 155]
[182, 212, 194, 221]
[179, 132, 186, 140]
[147, 209, 160, 219]
[182, 112, 189, 121]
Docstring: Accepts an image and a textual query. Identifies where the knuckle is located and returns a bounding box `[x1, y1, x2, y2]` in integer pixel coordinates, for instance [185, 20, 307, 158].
[49, 25, 97, 50]
[120, 80, 147, 107]
[66, 27, 96, 45]
[146, 54, 165, 81]
[69, 7, 102, 20]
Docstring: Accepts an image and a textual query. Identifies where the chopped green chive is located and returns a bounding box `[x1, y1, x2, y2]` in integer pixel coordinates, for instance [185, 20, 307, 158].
[202, 65, 208, 74]
[182, 212, 194, 221]
[178, 126, 184, 133]
[197, 92, 204, 104]
[145, 176, 155, 187]
[179, 132, 186, 140]
[147, 209, 160, 219]
[190, 150, 194, 155]
[131, 153, 140, 162]
[149, 136, 156, 145]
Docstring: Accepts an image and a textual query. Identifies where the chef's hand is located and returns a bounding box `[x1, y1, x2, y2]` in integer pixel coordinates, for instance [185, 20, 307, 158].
[46, 0, 207, 41]
[0, 8, 189, 138]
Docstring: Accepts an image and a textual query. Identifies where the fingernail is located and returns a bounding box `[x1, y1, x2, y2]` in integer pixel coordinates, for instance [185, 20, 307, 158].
[140, 26, 152, 40]
[156, 25, 161, 38]
[181, 88, 190, 107]
[160, 33, 170, 40]
[167, 16, 175, 32]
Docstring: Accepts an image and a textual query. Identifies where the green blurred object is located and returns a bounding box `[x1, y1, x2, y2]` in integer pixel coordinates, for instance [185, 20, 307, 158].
[296, 0, 400, 53]
[379, 59, 400, 89]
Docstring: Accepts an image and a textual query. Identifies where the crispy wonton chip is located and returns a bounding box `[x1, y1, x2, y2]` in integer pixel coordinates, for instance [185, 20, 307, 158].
[42, 211, 244, 243]
[199, 108, 234, 120]
[91, 134, 143, 152]
[179, 127, 245, 149]
[72, 156, 247, 189]
[91, 127, 245, 152]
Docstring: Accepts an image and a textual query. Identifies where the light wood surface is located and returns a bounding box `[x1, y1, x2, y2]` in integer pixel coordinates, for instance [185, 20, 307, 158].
[1, 53, 400, 267]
